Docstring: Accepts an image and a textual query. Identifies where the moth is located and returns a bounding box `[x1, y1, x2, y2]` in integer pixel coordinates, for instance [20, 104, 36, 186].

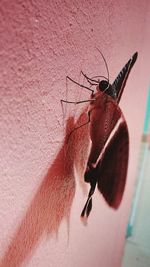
[61, 51, 138, 217]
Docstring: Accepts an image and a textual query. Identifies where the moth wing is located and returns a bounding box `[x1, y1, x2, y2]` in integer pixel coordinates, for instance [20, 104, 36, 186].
[112, 52, 138, 102]
[97, 118, 129, 209]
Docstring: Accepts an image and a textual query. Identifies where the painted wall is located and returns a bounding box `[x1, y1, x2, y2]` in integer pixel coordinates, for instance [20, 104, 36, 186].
[0, 1, 150, 267]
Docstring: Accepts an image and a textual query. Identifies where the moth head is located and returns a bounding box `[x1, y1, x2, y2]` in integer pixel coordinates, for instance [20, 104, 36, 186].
[99, 80, 117, 100]
[99, 80, 112, 93]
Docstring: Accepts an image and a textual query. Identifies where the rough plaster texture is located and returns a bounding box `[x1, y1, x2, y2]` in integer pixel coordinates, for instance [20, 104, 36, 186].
[0, 0, 150, 267]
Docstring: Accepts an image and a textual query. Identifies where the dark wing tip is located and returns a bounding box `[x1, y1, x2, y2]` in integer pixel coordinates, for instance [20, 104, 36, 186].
[81, 197, 92, 218]
[132, 52, 138, 64]
[112, 51, 138, 102]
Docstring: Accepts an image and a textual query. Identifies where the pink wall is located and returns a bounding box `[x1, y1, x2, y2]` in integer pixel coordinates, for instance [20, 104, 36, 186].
[0, 1, 150, 266]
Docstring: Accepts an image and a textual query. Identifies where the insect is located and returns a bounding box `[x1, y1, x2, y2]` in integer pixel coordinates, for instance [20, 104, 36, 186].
[61, 51, 138, 218]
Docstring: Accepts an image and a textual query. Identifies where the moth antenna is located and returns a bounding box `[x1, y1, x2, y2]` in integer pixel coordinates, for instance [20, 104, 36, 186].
[96, 48, 110, 83]
[91, 75, 109, 82]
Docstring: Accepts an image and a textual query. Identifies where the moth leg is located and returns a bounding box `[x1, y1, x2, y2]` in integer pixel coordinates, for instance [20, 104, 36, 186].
[66, 75, 94, 94]
[61, 73, 96, 106]
[81, 71, 99, 86]
[61, 99, 94, 105]
[67, 111, 91, 140]
[81, 71, 109, 84]
[60, 98, 94, 118]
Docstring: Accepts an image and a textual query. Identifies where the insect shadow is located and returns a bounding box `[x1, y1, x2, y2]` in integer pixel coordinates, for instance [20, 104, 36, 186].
[61, 50, 138, 218]
[0, 113, 90, 267]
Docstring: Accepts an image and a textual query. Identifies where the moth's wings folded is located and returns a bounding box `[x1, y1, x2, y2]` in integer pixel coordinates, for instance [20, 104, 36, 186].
[97, 119, 129, 208]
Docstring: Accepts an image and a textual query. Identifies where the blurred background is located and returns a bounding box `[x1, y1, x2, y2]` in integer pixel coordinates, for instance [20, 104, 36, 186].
[122, 87, 150, 267]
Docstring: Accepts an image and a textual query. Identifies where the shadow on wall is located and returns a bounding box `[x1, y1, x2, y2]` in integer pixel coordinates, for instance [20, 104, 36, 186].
[0, 111, 90, 267]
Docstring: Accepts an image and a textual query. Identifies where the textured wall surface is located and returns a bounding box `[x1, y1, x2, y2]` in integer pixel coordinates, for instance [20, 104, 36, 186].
[0, 0, 150, 267]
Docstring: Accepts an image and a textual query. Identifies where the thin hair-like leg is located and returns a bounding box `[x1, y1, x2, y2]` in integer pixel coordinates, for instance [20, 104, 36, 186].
[81, 71, 99, 86]
[66, 76, 94, 94]
[61, 75, 93, 142]
[67, 111, 91, 141]
[81, 71, 108, 84]
[61, 99, 94, 105]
